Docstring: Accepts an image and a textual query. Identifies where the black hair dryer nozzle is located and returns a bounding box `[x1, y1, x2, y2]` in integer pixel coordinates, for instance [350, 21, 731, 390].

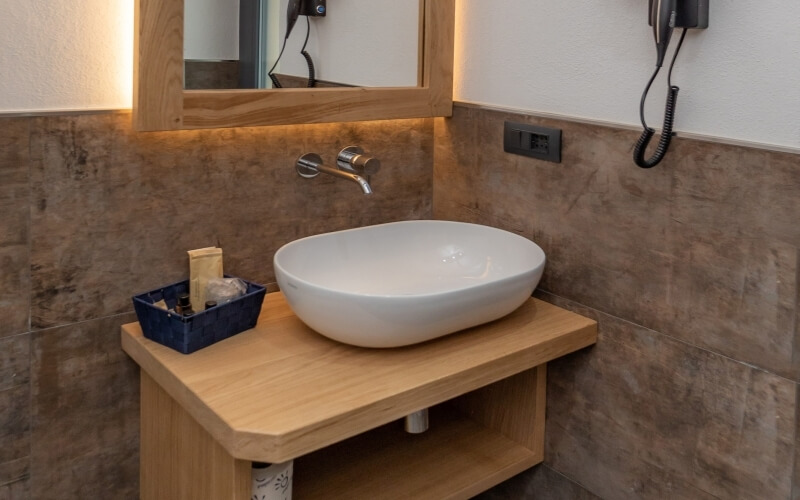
[650, 0, 676, 67]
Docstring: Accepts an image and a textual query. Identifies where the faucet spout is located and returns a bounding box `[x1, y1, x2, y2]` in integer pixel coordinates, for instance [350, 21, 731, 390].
[296, 153, 373, 195]
[315, 164, 373, 194]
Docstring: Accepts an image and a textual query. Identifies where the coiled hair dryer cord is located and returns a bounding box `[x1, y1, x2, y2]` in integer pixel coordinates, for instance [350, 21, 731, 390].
[633, 28, 687, 169]
[269, 17, 317, 89]
[300, 17, 317, 88]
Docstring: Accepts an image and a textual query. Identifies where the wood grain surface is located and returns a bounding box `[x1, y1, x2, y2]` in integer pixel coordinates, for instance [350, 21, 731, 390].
[121, 292, 596, 463]
[133, 0, 183, 131]
[293, 408, 539, 500]
[140, 372, 251, 500]
[133, 0, 454, 130]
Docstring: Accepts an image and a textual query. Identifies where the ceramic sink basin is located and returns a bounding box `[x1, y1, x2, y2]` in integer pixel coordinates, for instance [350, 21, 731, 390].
[273, 220, 546, 348]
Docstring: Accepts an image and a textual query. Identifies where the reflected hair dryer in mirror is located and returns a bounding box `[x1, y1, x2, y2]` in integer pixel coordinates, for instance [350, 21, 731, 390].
[271, 0, 327, 88]
[286, 0, 302, 39]
[287, 0, 326, 40]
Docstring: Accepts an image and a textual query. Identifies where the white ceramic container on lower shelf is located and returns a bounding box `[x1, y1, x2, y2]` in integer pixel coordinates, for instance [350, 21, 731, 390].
[274, 220, 546, 348]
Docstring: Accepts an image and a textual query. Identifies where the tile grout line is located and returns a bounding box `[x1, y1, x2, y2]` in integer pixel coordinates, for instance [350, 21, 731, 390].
[536, 288, 800, 385]
[793, 384, 800, 500]
[25, 116, 34, 489]
[791, 247, 800, 500]
[439, 198, 797, 385]
[544, 464, 605, 499]
[31, 310, 141, 335]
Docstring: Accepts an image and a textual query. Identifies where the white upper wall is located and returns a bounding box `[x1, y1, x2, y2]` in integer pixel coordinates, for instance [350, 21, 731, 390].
[0, 0, 133, 112]
[0, 0, 797, 149]
[455, 0, 800, 149]
[184, 0, 240, 60]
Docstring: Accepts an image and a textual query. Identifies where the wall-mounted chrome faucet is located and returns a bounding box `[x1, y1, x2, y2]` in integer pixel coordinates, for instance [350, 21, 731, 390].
[337, 146, 381, 176]
[295, 147, 380, 195]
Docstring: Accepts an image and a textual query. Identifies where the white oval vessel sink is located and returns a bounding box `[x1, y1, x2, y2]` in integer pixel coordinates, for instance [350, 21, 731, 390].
[274, 220, 546, 348]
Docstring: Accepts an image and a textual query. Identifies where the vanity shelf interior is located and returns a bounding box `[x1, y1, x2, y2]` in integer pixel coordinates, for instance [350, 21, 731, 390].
[293, 370, 545, 500]
[123, 292, 596, 500]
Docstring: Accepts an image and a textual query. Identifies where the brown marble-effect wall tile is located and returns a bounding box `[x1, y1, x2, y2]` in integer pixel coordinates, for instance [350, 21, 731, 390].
[643, 139, 800, 379]
[436, 107, 674, 330]
[669, 142, 800, 247]
[435, 105, 800, 380]
[0, 335, 31, 477]
[0, 385, 30, 467]
[29, 112, 433, 328]
[0, 118, 31, 338]
[0, 458, 29, 499]
[0, 477, 28, 500]
[0, 118, 30, 164]
[795, 384, 800, 500]
[434, 109, 539, 236]
[184, 60, 240, 89]
[0, 334, 30, 393]
[0, 120, 32, 500]
[0, 483, 28, 500]
[537, 292, 795, 500]
[437, 105, 800, 499]
[663, 226, 798, 378]
[30, 313, 139, 499]
[475, 464, 601, 500]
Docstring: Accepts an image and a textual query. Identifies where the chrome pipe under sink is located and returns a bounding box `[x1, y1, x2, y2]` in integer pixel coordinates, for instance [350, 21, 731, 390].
[404, 408, 429, 434]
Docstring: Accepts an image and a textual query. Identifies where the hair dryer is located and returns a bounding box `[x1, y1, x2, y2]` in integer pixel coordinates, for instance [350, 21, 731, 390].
[651, 0, 677, 67]
[286, 0, 326, 40]
[271, 0, 326, 89]
[286, 0, 302, 40]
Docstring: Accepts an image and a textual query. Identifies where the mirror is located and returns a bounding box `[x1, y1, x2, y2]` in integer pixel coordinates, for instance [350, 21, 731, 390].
[184, 0, 421, 90]
[133, 0, 454, 131]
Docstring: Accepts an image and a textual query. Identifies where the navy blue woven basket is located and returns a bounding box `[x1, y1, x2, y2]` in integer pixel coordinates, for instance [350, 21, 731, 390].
[132, 276, 266, 354]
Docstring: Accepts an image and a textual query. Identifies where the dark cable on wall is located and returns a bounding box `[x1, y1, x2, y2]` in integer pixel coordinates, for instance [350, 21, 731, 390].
[301, 17, 317, 88]
[269, 17, 317, 89]
[268, 36, 289, 88]
[633, 28, 687, 169]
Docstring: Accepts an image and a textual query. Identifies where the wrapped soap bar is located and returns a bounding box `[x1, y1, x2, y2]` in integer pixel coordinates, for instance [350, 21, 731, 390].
[206, 277, 247, 305]
[188, 247, 223, 311]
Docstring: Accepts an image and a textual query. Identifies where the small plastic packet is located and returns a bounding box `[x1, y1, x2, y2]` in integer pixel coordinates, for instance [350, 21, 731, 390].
[205, 277, 247, 305]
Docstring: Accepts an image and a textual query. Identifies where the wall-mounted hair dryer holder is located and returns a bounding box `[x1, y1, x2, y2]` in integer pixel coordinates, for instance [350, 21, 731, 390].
[648, 0, 708, 30]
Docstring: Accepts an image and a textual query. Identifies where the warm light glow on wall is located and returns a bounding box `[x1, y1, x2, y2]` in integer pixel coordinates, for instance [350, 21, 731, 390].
[0, 0, 136, 112]
[117, 0, 135, 108]
[452, 0, 466, 100]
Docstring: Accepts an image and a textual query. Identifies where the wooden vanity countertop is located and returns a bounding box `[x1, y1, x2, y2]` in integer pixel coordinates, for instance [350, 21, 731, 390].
[121, 292, 596, 463]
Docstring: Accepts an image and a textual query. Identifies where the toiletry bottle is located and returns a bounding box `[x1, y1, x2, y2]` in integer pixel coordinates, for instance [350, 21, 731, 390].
[252, 461, 293, 500]
[176, 293, 194, 317]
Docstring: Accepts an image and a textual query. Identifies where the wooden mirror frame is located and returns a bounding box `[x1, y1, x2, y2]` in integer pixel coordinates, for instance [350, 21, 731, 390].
[133, 0, 454, 131]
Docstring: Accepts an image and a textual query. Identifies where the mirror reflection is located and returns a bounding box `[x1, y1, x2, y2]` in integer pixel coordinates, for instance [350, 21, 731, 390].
[184, 0, 421, 90]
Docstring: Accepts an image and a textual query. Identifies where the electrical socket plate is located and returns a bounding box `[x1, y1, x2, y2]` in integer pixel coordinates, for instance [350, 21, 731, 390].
[503, 122, 562, 164]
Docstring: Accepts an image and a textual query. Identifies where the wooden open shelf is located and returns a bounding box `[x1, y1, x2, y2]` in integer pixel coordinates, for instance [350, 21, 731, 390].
[123, 292, 596, 499]
[294, 406, 539, 500]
